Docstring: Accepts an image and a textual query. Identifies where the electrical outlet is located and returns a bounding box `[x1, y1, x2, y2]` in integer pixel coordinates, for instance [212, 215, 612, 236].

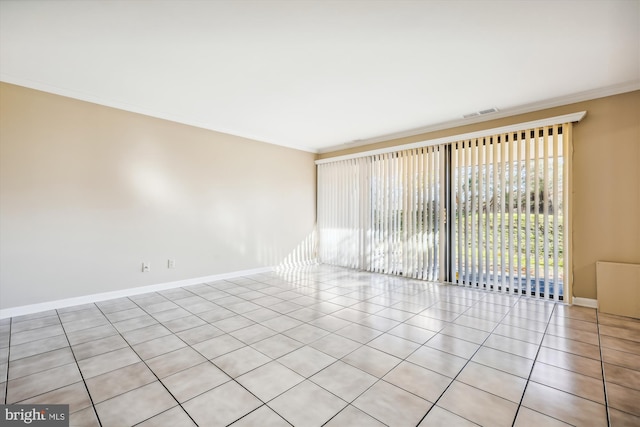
[142, 262, 150, 272]
[168, 259, 175, 269]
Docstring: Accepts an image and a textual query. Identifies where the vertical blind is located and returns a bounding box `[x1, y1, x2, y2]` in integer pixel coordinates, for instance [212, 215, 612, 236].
[452, 123, 571, 300]
[317, 121, 572, 300]
[317, 147, 445, 281]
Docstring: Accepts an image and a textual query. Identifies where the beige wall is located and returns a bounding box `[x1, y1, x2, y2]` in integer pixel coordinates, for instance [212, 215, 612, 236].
[1, 82, 637, 308]
[0, 82, 316, 309]
[319, 90, 640, 300]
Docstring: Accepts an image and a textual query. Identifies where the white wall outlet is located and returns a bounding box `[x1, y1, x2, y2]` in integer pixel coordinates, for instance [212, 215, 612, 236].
[142, 262, 150, 272]
[168, 259, 175, 269]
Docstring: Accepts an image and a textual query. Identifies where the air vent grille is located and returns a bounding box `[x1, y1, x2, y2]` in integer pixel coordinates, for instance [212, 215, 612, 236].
[463, 107, 499, 119]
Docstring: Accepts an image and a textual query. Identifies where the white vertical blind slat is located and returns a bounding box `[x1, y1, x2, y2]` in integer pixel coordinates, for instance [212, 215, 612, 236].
[553, 126, 560, 301]
[500, 133, 507, 291]
[524, 130, 532, 295]
[422, 149, 428, 279]
[431, 147, 437, 280]
[534, 127, 541, 298]
[424, 148, 429, 279]
[415, 149, 421, 278]
[514, 134, 521, 294]
[438, 145, 445, 281]
[470, 139, 477, 287]
[402, 151, 408, 276]
[413, 151, 418, 277]
[543, 127, 551, 298]
[395, 153, 401, 274]
[478, 138, 485, 288]
[383, 154, 389, 273]
[465, 141, 471, 284]
[407, 151, 413, 277]
[491, 135, 504, 289]
[504, 135, 515, 292]
[484, 139, 491, 290]
[437, 146, 442, 281]
[453, 143, 460, 283]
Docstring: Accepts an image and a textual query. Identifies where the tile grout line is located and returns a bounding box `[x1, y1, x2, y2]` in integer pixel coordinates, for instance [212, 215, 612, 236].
[509, 301, 557, 427]
[127, 282, 297, 416]
[96, 298, 204, 427]
[508, 306, 612, 425]
[227, 272, 434, 425]
[68, 292, 230, 425]
[188, 272, 371, 425]
[254, 284, 420, 422]
[316, 329, 430, 423]
[313, 295, 457, 425]
[120, 275, 326, 426]
[85, 277, 290, 421]
[3, 321, 95, 403]
[318, 277, 542, 425]
[55, 308, 103, 427]
[7, 268, 466, 422]
[6, 273, 427, 417]
[262, 287, 396, 425]
[4, 267, 625, 426]
[226, 271, 355, 426]
[595, 309, 611, 427]
[4, 319, 12, 404]
[209, 273, 377, 425]
[414, 293, 527, 426]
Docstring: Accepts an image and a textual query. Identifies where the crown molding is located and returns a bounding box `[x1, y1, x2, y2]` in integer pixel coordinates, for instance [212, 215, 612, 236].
[318, 81, 640, 154]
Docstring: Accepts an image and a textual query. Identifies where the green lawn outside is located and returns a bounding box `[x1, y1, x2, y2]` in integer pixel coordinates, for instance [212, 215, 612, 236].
[454, 212, 564, 275]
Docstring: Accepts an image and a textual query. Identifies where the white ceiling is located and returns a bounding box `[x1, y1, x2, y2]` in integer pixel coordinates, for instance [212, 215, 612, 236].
[1, 1, 639, 153]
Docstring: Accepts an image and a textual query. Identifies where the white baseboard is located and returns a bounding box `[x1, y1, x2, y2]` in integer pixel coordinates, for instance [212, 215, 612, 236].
[572, 297, 598, 309]
[0, 266, 275, 320]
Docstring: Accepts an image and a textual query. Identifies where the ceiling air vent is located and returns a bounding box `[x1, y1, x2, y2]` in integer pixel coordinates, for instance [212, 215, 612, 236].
[463, 107, 499, 119]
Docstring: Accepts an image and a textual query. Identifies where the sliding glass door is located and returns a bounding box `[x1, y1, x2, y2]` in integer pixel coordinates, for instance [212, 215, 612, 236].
[317, 122, 571, 300]
[451, 124, 569, 300]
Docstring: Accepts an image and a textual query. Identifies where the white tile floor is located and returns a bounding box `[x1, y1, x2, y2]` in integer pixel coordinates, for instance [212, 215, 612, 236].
[1, 265, 639, 426]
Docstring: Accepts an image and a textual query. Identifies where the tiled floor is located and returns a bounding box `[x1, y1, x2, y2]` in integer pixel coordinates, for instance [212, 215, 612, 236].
[1, 265, 639, 426]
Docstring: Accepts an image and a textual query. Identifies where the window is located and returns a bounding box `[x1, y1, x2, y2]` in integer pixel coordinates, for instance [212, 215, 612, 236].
[317, 114, 579, 300]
